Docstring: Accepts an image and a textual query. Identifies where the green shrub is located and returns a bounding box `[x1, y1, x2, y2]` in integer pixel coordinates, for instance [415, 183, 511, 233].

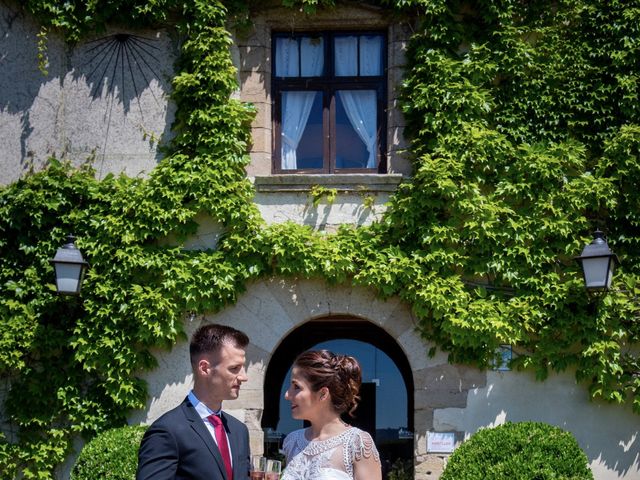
[71, 425, 147, 480]
[441, 422, 593, 480]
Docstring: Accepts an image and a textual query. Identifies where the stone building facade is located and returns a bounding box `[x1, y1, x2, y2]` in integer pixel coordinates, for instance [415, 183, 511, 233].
[1, 1, 639, 479]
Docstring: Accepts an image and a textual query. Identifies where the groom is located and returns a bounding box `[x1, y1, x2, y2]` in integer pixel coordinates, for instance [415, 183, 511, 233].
[137, 323, 251, 480]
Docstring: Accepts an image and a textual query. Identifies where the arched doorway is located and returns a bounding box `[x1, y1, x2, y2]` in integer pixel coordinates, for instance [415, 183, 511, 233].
[262, 317, 414, 477]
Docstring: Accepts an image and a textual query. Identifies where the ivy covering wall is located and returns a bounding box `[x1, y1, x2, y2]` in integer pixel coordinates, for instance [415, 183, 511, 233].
[0, 0, 638, 477]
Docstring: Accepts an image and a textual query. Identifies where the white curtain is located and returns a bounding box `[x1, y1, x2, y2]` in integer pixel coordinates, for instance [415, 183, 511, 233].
[338, 90, 377, 168]
[277, 37, 324, 169]
[281, 91, 317, 169]
[334, 36, 357, 76]
[334, 35, 382, 76]
[333, 37, 380, 167]
[300, 37, 324, 77]
[276, 37, 324, 77]
[360, 35, 382, 76]
[275, 37, 299, 77]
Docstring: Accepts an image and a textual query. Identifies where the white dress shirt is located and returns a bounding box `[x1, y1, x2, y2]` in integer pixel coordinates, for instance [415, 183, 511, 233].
[188, 390, 233, 466]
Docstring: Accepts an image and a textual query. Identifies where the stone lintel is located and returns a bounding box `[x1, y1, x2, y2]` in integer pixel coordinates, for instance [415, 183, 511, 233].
[253, 173, 405, 193]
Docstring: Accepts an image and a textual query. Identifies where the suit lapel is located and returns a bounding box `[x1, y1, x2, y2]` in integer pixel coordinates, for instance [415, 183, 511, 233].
[181, 399, 230, 480]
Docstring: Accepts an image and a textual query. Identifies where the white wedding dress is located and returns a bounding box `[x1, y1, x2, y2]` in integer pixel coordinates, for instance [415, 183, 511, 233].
[281, 427, 380, 480]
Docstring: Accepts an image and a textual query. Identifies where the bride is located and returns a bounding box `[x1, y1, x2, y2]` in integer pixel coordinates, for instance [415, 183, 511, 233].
[280, 350, 382, 480]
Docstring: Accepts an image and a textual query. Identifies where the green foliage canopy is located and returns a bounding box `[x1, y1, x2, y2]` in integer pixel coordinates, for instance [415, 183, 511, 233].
[0, 0, 639, 477]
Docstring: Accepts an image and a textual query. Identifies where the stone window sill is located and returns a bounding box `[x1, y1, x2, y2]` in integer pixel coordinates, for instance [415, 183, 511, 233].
[253, 174, 405, 193]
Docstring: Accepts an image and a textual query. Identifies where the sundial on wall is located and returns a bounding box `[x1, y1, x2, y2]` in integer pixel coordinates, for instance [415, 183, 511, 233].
[70, 31, 171, 177]
[82, 33, 162, 118]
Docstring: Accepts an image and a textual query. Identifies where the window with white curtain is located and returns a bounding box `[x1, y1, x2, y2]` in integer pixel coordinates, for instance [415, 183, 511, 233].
[273, 32, 386, 173]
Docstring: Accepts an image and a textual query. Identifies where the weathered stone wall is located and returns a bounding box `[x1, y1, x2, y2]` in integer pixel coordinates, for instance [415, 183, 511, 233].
[253, 173, 404, 231]
[0, 0, 177, 185]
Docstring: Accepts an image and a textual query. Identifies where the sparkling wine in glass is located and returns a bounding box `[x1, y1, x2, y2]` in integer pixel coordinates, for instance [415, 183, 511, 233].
[251, 455, 266, 479]
[265, 459, 281, 480]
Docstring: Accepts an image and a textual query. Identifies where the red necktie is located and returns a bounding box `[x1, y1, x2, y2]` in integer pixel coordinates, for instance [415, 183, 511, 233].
[208, 414, 233, 480]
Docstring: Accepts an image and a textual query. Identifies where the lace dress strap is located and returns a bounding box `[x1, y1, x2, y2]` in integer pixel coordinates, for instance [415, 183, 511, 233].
[343, 429, 381, 478]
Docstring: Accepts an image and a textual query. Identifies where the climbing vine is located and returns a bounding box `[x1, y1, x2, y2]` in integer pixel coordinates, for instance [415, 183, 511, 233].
[0, 0, 639, 477]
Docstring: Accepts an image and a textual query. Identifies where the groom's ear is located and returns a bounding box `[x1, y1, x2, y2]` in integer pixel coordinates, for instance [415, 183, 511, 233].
[197, 357, 211, 376]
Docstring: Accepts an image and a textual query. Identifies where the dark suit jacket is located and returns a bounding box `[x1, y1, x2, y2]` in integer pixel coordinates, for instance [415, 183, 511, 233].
[137, 397, 250, 480]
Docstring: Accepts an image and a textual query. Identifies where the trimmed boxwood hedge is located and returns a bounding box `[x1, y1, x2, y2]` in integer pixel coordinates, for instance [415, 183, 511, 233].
[71, 425, 147, 480]
[441, 421, 593, 480]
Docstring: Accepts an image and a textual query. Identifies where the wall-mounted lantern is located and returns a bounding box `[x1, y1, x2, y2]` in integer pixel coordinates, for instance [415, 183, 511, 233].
[50, 235, 89, 295]
[576, 230, 618, 292]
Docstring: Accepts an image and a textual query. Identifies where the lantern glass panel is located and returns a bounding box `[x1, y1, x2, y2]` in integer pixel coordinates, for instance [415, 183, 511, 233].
[54, 263, 83, 294]
[581, 257, 612, 289]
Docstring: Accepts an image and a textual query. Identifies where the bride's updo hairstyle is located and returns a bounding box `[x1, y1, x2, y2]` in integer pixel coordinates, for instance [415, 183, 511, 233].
[293, 350, 362, 416]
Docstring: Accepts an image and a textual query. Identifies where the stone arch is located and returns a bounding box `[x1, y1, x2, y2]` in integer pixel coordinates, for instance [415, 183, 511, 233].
[131, 277, 487, 479]
[200, 277, 477, 470]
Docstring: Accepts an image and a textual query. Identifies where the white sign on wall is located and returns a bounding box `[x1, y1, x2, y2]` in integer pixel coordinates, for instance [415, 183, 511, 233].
[427, 431, 456, 453]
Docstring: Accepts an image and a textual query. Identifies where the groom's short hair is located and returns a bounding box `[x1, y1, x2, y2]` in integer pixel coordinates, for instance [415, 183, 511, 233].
[190, 323, 249, 368]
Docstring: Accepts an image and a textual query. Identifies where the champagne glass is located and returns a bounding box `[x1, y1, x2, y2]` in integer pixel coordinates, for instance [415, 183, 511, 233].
[265, 459, 281, 480]
[251, 455, 266, 480]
